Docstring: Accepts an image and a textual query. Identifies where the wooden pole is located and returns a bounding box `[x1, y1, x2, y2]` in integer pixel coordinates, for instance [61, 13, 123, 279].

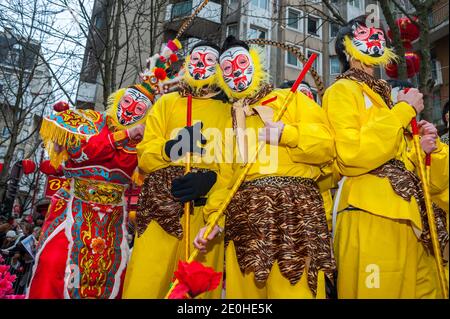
[411, 117, 448, 298]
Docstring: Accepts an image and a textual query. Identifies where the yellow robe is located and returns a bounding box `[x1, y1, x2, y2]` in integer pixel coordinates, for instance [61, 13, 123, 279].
[323, 79, 449, 298]
[122, 92, 232, 299]
[207, 89, 335, 298]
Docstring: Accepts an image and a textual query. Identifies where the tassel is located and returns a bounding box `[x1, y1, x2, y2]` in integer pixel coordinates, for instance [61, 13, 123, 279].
[39, 117, 84, 168]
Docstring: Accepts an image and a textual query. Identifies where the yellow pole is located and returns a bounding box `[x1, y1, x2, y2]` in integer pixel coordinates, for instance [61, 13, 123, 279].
[411, 118, 448, 298]
[165, 54, 318, 299]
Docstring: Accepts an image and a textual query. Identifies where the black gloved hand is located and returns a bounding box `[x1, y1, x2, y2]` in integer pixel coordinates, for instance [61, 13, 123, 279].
[164, 122, 207, 161]
[171, 171, 217, 203]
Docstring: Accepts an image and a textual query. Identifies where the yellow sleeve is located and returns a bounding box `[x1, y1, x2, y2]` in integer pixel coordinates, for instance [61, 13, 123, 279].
[323, 80, 416, 176]
[203, 128, 237, 228]
[202, 162, 235, 228]
[136, 97, 171, 174]
[429, 141, 449, 194]
[279, 92, 335, 165]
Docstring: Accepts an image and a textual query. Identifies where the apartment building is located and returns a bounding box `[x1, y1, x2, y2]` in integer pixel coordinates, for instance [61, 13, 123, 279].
[0, 29, 52, 215]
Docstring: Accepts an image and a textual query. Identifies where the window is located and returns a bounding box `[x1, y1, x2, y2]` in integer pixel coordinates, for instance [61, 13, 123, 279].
[285, 44, 302, 69]
[306, 49, 322, 75]
[248, 26, 267, 40]
[330, 56, 340, 74]
[172, 1, 192, 19]
[7, 50, 19, 65]
[432, 90, 443, 125]
[349, 0, 362, 8]
[251, 0, 268, 10]
[286, 8, 302, 31]
[2, 127, 10, 138]
[227, 24, 238, 37]
[25, 116, 32, 126]
[16, 149, 24, 161]
[307, 15, 322, 38]
[330, 22, 340, 38]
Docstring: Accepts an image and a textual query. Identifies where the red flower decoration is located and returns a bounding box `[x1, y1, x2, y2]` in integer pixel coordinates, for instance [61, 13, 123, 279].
[169, 53, 178, 63]
[90, 237, 107, 255]
[22, 159, 36, 175]
[53, 101, 70, 112]
[154, 67, 167, 80]
[168, 261, 222, 299]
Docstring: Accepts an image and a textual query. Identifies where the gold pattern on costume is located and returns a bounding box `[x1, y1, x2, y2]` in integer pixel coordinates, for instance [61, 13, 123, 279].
[74, 178, 124, 205]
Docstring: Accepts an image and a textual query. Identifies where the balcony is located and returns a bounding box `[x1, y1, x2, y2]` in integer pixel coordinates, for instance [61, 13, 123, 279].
[165, 0, 222, 39]
[429, 1, 449, 42]
[429, 1, 448, 29]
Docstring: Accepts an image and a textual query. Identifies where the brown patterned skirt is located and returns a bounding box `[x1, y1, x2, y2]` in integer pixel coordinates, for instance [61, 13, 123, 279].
[135, 166, 185, 238]
[370, 159, 449, 258]
[225, 176, 336, 296]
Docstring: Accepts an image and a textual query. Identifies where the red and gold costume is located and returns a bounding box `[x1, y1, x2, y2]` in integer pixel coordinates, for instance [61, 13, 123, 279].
[26, 107, 144, 299]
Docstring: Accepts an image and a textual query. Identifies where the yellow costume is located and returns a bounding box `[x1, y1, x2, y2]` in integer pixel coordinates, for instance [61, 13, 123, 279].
[212, 88, 336, 298]
[323, 78, 449, 299]
[122, 92, 231, 299]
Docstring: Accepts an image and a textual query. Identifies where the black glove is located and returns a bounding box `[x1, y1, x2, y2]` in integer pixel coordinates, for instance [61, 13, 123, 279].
[164, 122, 207, 161]
[171, 171, 217, 203]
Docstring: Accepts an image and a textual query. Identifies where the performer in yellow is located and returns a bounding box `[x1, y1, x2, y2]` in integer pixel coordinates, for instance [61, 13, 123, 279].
[323, 15, 449, 299]
[122, 41, 231, 299]
[195, 36, 336, 299]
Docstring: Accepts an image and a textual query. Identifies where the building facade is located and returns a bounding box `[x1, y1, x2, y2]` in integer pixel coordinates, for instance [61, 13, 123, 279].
[0, 29, 52, 216]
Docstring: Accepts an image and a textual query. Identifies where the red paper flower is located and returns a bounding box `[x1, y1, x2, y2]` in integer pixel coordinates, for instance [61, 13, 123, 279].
[168, 261, 222, 299]
[154, 67, 167, 80]
[169, 53, 178, 63]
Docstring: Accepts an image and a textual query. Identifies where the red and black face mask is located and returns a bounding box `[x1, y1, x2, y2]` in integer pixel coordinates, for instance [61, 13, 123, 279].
[188, 46, 219, 81]
[351, 22, 386, 57]
[117, 88, 152, 126]
[219, 46, 254, 92]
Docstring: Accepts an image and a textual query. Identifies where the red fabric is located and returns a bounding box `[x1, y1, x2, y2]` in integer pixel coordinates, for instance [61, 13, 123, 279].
[27, 230, 68, 299]
[40, 160, 63, 176]
[64, 124, 137, 178]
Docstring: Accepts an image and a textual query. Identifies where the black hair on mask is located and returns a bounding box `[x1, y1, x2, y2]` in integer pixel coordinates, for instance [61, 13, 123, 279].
[220, 35, 249, 54]
[189, 41, 220, 54]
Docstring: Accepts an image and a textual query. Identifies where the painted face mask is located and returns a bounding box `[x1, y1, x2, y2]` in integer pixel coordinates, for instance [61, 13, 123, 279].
[188, 46, 219, 80]
[352, 23, 386, 57]
[298, 83, 314, 100]
[116, 88, 152, 126]
[219, 47, 254, 92]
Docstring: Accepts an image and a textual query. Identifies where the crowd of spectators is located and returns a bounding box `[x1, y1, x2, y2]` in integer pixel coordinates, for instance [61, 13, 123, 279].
[0, 214, 44, 295]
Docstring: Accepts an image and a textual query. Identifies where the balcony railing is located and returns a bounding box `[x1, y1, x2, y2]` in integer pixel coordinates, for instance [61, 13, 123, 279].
[171, 1, 193, 20]
[167, 0, 221, 24]
[429, 1, 449, 29]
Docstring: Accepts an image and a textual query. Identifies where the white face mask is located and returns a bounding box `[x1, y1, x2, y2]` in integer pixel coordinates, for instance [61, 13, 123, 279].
[117, 88, 152, 126]
[219, 47, 254, 92]
[188, 46, 219, 81]
[351, 23, 386, 58]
